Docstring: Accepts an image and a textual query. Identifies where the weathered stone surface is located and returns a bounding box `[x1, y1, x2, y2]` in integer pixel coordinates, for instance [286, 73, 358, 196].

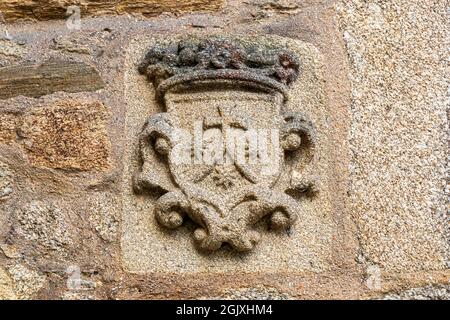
[0, 39, 27, 66]
[0, 112, 19, 145]
[50, 36, 91, 55]
[0, 244, 21, 259]
[19, 100, 110, 171]
[202, 286, 293, 300]
[0, 60, 104, 100]
[6, 264, 46, 299]
[336, 0, 449, 272]
[15, 200, 74, 251]
[87, 192, 120, 242]
[0, 267, 16, 300]
[382, 284, 450, 300]
[0, 161, 14, 200]
[0, 0, 223, 22]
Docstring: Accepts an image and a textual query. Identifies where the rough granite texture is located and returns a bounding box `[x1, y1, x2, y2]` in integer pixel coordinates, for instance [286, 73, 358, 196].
[0, 38, 26, 66]
[6, 264, 46, 299]
[336, 0, 449, 272]
[0, 0, 448, 300]
[0, 161, 14, 200]
[19, 99, 111, 170]
[381, 284, 450, 300]
[0, 112, 18, 145]
[201, 286, 294, 300]
[15, 200, 74, 252]
[0, 266, 17, 299]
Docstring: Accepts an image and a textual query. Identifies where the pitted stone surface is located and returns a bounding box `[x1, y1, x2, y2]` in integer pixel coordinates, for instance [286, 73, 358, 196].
[0, 113, 18, 145]
[88, 193, 120, 243]
[0, 267, 16, 300]
[336, 0, 449, 272]
[19, 100, 111, 171]
[0, 38, 26, 66]
[15, 200, 74, 251]
[0, 162, 14, 201]
[202, 286, 293, 300]
[7, 264, 46, 300]
[382, 285, 450, 300]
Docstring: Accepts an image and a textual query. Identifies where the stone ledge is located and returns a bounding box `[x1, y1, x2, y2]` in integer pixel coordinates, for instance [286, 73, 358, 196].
[0, 60, 104, 100]
[0, 0, 223, 23]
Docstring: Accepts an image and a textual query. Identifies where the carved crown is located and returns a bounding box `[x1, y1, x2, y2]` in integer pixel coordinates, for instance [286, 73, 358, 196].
[138, 38, 300, 102]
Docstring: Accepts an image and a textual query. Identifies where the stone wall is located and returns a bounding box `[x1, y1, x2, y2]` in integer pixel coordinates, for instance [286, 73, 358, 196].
[0, 0, 448, 300]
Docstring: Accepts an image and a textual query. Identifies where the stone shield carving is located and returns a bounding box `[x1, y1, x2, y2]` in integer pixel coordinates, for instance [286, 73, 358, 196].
[134, 37, 316, 252]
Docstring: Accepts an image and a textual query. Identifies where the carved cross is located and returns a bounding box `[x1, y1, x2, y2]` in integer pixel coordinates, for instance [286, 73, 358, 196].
[202, 105, 249, 166]
[200, 104, 262, 185]
[203, 105, 249, 132]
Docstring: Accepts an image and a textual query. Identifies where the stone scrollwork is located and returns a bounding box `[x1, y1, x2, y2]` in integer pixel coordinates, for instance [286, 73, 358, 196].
[134, 37, 316, 252]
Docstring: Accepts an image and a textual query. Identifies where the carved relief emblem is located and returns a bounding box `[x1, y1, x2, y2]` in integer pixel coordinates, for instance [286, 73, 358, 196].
[134, 37, 316, 252]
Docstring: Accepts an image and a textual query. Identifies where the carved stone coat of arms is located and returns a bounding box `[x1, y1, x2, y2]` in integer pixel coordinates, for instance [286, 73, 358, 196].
[134, 37, 316, 252]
